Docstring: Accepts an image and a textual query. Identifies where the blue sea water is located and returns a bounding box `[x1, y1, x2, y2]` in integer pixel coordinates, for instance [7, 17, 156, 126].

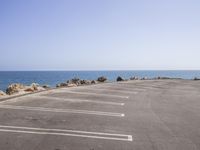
[0, 71, 199, 91]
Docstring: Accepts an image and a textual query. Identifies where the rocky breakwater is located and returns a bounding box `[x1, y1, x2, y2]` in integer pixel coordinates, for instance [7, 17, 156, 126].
[6, 83, 46, 95]
[56, 76, 107, 88]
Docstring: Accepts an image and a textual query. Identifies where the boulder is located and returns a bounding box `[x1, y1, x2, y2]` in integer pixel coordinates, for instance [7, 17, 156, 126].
[67, 78, 81, 85]
[24, 87, 35, 92]
[194, 77, 200, 80]
[56, 82, 68, 87]
[56, 82, 77, 88]
[24, 83, 45, 92]
[42, 85, 50, 89]
[157, 76, 170, 80]
[30, 83, 39, 90]
[6, 83, 25, 95]
[66, 83, 77, 87]
[0, 90, 6, 96]
[97, 76, 107, 82]
[6, 83, 45, 95]
[130, 76, 139, 80]
[141, 77, 148, 80]
[36, 86, 46, 91]
[31, 83, 45, 91]
[80, 80, 91, 85]
[116, 76, 124, 82]
[91, 80, 98, 84]
[60, 83, 68, 87]
[56, 84, 60, 88]
[71, 77, 80, 82]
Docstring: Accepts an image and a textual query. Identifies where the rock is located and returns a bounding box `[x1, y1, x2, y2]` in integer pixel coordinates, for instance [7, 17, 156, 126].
[91, 80, 98, 84]
[194, 77, 200, 80]
[36, 86, 46, 91]
[130, 76, 139, 80]
[24, 83, 45, 92]
[116, 76, 124, 82]
[157, 76, 161, 79]
[80, 80, 91, 85]
[0, 90, 6, 96]
[6, 83, 25, 95]
[56, 83, 68, 87]
[56, 84, 60, 87]
[42, 85, 50, 89]
[66, 83, 77, 87]
[141, 77, 148, 80]
[29, 83, 45, 91]
[157, 76, 170, 80]
[60, 83, 68, 87]
[5, 83, 45, 95]
[56, 82, 77, 88]
[24, 87, 35, 92]
[67, 78, 93, 85]
[30, 83, 39, 90]
[97, 76, 107, 82]
[67, 78, 81, 85]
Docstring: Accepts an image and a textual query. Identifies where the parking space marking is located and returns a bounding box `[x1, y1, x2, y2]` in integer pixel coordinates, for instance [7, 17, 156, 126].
[132, 86, 158, 90]
[0, 105, 125, 117]
[70, 88, 138, 94]
[106, 86, 148, 91]
[0, 125, 132, 141]
[90, 85, 146, 92]
[32, 96, 125, 106]
[0, 97, 28, 105]
[57, 90, 129, 99]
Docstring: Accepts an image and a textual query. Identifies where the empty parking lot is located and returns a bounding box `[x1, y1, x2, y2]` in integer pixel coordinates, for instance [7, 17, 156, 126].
[0, 79, 200, 150]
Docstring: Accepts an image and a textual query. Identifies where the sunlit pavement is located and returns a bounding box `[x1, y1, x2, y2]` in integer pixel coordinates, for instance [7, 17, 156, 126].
[0, 79, 200, 150]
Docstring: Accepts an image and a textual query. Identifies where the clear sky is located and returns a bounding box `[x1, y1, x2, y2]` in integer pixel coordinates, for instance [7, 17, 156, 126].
[0, 0, 200, 70]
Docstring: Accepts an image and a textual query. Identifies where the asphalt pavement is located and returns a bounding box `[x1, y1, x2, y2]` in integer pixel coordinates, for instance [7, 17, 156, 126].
[0, 79, 200, 150]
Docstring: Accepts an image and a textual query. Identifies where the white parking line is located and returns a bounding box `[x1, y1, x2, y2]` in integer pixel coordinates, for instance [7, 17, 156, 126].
[57, 90, 129, 99]
[133, 86, 158, 90]
[71, 88, 138, 94]
[0, 97, 28, 105]
[90, 85, 146, 92]
[107, 86, 148, 91]
[32, 96, 125, 106]
[0, 105, 124, 117]
[0, 125, 132, 141]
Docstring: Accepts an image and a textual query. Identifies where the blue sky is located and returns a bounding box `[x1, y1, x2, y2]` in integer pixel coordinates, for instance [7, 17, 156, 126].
[0, 0, 200, 70]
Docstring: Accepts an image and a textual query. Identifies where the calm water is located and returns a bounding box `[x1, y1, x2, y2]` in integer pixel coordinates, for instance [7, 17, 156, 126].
[0, 71, 199, 91]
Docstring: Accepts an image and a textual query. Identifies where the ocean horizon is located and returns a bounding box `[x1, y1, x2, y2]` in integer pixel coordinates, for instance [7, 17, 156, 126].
[0, 70, 200, 91]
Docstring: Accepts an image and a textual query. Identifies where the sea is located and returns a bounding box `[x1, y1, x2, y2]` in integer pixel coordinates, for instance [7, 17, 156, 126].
[0, 70, 200, 91]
